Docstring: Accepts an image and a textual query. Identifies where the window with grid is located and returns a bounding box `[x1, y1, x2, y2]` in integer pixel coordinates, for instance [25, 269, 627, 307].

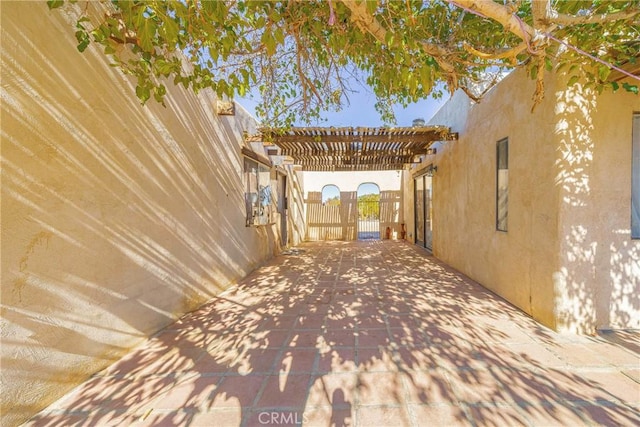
[244, 157, 273, 226]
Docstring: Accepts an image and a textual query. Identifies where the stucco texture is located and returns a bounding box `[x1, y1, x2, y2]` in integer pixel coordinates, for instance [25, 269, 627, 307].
[1, 2, 298, 425]
[424, 67, 640, 334]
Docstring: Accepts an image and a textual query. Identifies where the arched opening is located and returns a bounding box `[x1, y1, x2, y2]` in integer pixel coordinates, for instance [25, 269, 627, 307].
[321, 184, 341, 206]
[357, 183, 380, 240]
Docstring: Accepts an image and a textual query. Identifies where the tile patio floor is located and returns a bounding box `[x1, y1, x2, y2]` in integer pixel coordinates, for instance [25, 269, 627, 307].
[26, 241, 639, 427]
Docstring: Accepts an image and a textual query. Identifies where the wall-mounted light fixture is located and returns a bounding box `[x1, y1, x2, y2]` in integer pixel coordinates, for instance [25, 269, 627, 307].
[216, 99, 235, 115]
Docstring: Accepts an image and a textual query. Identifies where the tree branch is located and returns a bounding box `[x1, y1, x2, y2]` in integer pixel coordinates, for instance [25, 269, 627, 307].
[463, 41, 527, 61]
[549, 8, 640, 26]
[446, 0, 535, 41]
[339, 0, 455, 74]
[531, 0, 551, 29]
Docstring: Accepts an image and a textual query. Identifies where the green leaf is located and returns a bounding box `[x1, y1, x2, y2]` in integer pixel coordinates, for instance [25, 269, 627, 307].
[75, 30, 90, 52]
[161, 17, 179, 45]
[261, 31, 276, 56]
[47, 0, 64, 10]
[622, 82, 639, 95]
[597, 66, 611, 82]
[139, 19, 158, 52]
[567, 75, 580, 86]
[544, 57, 553, 72]
[135, 84, 151, 103]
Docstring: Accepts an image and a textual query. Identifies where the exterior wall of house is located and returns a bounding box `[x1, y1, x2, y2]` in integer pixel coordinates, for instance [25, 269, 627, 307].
[0, 3, 303, 425]
[303, 171, 403, 241]
[554, 76, 640, 332]
[421, 67, 640, 333]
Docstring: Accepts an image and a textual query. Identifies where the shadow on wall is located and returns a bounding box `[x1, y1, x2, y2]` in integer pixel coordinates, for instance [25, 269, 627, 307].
[306, 192, 357, 241]
[380, 190, 402, 238]
[306, 191, 401, 242]
[1, 3, 276, 425]
[287, 171, 307, 245]
[553, 82, 640, 332]
[24, 242, 640, 427]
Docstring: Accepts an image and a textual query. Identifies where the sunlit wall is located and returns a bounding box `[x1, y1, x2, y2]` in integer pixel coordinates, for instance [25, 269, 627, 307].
[0, 2, 302, 425]
[420, 67, 639, 333]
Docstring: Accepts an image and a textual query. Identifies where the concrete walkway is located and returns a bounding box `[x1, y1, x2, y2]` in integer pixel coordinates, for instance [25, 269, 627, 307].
[26, 241, 639, 426]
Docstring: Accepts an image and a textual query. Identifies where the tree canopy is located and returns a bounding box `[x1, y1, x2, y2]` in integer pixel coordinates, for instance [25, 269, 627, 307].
[48, 0, 639, 127]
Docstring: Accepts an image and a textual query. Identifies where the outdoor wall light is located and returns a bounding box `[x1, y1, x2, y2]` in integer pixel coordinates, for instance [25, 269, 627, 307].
[216, 99, 235, 115]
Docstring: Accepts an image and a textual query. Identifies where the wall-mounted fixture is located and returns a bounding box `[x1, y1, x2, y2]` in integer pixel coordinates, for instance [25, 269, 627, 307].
[216, 99, 235, 115]
[426, 148, 437, 155]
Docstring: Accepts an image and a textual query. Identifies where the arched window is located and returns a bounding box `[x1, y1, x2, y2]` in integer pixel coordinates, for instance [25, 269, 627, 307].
[321, 185, 341, 206]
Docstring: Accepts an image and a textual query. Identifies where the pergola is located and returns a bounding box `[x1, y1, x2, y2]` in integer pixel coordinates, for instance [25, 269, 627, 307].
[257, 126, 458, 171]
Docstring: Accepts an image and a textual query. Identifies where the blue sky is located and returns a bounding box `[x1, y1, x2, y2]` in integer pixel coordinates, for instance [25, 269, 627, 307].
[237, 87, 449, 128]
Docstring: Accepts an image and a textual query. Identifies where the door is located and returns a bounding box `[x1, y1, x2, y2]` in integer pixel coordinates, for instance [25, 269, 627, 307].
[424, 175, 433, 250]
[414, 172, 433, 251]
[414, 176, 425, 247]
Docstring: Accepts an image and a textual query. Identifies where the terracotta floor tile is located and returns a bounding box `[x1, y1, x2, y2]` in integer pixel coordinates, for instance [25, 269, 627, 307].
[402, 370, 458, 404]
[572, 402, 640, 426]
[357, 347, 398, 372]
[408, 403, 472, 427]
[390, 326, 429, 348]
[575, 371, 640, 404]
[255, 374, 313, 408]
[207, 375, 266, 408]
[25, 242, 640, 427]
[324, 330, 357, 348]
[306, 373, 358, 407]
[447, 368, 516, 404]
[466, 403, 531, 426]
[286, 331, 325, 349]
[276, 348, 318, 374]
[356, 372, 406, 406]
[356, 405, 411, 427]
[316, 348, 357, 373]
[498, 343, 567, 369]
[303, 405, 354, 427]
[146, 374, 222, 410]
[356, 328, 391, 348]
[551, 343, 611, 367]
[515, 402, 584, 427]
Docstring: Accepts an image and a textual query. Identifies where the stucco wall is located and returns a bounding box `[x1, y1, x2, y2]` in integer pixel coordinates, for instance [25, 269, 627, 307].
[553, 78, 640, 332]
[0, 2, 301, 425]
[423, 67, 640, 333]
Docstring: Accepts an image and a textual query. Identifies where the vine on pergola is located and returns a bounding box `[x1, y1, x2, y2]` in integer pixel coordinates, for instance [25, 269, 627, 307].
[48, 0, 639, 127]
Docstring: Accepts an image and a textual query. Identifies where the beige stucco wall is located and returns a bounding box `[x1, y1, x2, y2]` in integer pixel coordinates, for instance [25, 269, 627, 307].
[422, 67, 640, 333]
[0, 2, 302, 425]
[553, 77, 640, 332]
